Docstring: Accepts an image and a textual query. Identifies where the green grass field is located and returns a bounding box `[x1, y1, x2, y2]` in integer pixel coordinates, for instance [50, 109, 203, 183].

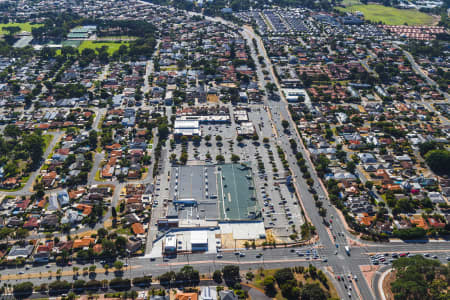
[78, 40, 129, 54]
[341, 0, 361, 6]
[0, 22, 43, 34]
[337, 4, 435, 25]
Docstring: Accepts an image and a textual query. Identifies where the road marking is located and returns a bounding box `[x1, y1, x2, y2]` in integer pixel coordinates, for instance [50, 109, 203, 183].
[159, 257, 321, 266]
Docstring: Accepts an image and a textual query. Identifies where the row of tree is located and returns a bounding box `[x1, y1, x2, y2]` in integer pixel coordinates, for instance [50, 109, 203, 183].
[13, 275, 152, 298]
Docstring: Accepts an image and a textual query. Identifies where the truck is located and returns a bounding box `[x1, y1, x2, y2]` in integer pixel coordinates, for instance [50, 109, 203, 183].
[345, 246, 351, 256]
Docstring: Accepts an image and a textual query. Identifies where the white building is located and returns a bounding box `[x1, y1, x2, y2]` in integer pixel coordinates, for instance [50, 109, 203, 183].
[200, 287, 217, 300]
[174, 120, 201, 136]
[191, 231, 208, 252]
[164, 234, 177, 254]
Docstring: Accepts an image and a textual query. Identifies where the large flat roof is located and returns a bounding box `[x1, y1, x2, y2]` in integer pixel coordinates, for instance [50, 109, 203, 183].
[168, 163, 261, 222]
[170, 165, 219, 220]
[217, 163, 260, 221]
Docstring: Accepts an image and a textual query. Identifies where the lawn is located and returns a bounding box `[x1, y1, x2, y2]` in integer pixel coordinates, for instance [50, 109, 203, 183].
[341, 0, 361, 6]
[0, 22, 43, 34]
[160, 65, 178, 71]
[42, 134, 53, 150]
[78, 40, 129, 55]
[337, 4, 435, 25]
[96, 35, 137, 41]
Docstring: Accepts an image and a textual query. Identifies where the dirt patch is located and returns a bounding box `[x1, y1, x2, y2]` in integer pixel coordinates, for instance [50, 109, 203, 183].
[207, 94, 219, 103]
[432, 14, 441, 25]
[348, 237, 367, 247]
[360, 265, 380, 291]
[104, 218, 113, 228]
[382, 270, 396, 300]
[221, 233, 234, 249]
[221, 233, 266, 250]
[74, 230, 98, 238]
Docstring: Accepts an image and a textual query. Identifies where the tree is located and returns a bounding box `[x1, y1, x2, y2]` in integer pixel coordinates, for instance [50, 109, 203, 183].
[132, 276, 152, 287]
[97, 228, 108, 239]
[89, 265, 97, 273]
[0, 227, 13, 242]
[192, 135, 201, 145]
[281, 120, 290, 130]
[263, 276, 277, 297]
[346, 160, 356, 173]
[85, 280, 101, 290]
[179, 152, 188, 164]
[23, 133, 45, 168]
[88, 130, 98, 149]
[365, 181, 374, 190]
[213, 270, 222, 283]
[391, 256, 446, 300]
[158, 271, 176, 285]
[393, 227, 426, 240]
[216, 154, 225, 163]
[222, 265, 240, 286]
[15, 228, 29, 240]
[158, 123, 169, 140]
[73, 279, 86, 290]
[300, 283, 327, 300]
[13, 282, 33, 298]
[115, 236, 127, 254]
[73, 267, 79, 275]
[4, 124, 20, 138]
[48, 280, 71, 295]
[425, 149, 450, 176]
[418, 141, 439, 156]
[114, 260, 124, 271]
[274, 268, 294, 285]
[4, 26, 21, 36]
[109, 278, 131, 291]
[230, 154, 240, 163]
[177, 265, 200, 285]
